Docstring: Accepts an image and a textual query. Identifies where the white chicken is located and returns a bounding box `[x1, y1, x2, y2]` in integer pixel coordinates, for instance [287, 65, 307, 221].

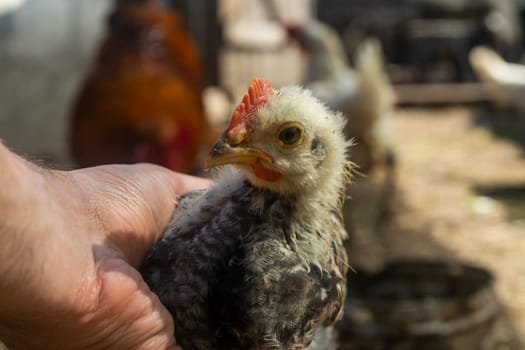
[288, 20, 396, 173]
[469, 46, 525, 113]
[141, 78, 352, 349]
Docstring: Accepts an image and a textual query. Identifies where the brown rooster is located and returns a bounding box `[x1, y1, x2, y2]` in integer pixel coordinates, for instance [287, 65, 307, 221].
[70, 0, 216, 173]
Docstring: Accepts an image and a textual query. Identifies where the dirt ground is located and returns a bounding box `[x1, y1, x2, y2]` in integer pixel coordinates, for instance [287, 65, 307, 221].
[345, 106, 525, 345]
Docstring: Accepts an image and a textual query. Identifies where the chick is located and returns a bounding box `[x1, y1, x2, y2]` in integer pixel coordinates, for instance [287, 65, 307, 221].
[141, 78, 352, 349]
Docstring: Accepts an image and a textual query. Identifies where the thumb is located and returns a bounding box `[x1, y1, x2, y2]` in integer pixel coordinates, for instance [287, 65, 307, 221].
[71, 163, 211, 268]
[117, 165, 212, 266]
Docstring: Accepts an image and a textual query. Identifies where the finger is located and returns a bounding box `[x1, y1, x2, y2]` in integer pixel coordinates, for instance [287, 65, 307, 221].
[94, 257, 179, 350]
[71, 164, 211, 266]
[114, 165, 212, 266]
[163, 168, 213, 197]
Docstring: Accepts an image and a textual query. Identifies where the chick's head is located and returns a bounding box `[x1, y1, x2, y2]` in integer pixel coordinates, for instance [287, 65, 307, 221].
[207, 79, 351, 196]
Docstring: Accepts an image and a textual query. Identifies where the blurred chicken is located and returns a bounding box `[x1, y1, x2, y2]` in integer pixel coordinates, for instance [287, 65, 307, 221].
[70, 0, 216, 173]
[470, 46, 525, 113]
[288, 20, 396, 173]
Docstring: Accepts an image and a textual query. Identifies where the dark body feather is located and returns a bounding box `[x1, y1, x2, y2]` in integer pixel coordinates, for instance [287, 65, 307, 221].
[140, 177, 348, 350]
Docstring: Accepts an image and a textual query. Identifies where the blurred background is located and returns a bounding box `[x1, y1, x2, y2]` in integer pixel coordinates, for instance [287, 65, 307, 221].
[1, 0, 525, 348]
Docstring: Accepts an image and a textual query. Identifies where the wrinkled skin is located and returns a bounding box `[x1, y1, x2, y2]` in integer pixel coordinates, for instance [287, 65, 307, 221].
[0, 143, 209, 349]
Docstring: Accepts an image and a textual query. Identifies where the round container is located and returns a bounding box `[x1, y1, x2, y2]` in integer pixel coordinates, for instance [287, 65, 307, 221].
[337, 260, 519, 349]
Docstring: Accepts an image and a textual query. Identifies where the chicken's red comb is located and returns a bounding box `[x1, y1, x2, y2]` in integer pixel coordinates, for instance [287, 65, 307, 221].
[228, 78, 275, 132]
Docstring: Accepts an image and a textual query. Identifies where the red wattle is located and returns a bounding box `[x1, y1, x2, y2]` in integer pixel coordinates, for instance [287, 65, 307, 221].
[252, 161, 283, 182]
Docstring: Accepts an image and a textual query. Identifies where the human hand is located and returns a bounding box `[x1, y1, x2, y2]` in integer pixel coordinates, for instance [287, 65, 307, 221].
[0, 146, 210, 349]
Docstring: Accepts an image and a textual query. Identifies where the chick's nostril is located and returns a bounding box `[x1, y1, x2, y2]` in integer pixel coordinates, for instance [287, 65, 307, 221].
[210, 139, 228, 156]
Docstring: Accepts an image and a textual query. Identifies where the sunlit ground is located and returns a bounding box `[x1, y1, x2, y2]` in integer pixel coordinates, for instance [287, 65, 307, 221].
[347, 106, 525, 345]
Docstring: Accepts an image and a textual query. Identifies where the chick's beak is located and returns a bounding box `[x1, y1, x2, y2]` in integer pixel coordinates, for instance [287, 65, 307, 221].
[206, 133, 273, 169]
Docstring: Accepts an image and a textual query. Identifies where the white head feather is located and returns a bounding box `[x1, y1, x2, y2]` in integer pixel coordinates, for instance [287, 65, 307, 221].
[233, 85, 352, 210]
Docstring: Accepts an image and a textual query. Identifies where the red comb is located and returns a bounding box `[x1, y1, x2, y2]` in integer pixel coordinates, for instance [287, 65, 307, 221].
[227, 78, 274, 133]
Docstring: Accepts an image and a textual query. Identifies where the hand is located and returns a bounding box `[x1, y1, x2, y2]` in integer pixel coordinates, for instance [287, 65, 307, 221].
[0, 144, 210, 349]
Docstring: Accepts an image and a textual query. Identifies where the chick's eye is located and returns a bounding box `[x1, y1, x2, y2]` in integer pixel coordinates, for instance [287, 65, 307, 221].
[278, 124, 303, 146]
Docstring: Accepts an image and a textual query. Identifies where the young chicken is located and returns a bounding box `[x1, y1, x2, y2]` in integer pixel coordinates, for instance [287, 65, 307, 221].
[140, 78, 352, 349]
[470, 45, 525, 114]
[288, 20, 396, 173]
